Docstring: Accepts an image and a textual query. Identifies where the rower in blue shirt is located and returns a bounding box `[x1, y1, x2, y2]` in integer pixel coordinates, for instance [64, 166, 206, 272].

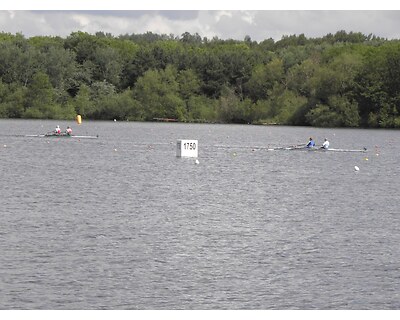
[306, 137, 315, 148]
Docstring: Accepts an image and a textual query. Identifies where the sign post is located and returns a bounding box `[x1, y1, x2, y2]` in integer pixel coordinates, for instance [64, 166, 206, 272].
[176, 139, 198, 158]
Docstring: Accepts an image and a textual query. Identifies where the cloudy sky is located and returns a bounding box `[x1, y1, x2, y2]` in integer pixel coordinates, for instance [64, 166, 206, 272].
[1, 1, 400, 42]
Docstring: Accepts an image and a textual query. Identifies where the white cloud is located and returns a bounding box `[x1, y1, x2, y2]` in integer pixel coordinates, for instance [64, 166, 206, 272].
[71, 14, 91, 29]
[1, 10, 400, 42]
[241, 11, 256, 25]
[214, 11, 233, 22]
[3, 0, 400, 10]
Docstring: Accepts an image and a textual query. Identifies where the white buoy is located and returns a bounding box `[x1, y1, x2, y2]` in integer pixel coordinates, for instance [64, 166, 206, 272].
[354, 166, 360, 171]
[195, 159, 200, 165]
[176, 139, 198, 158]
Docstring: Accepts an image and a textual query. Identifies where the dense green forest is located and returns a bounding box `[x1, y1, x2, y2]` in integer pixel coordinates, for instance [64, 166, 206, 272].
[1, 30, 400, 127]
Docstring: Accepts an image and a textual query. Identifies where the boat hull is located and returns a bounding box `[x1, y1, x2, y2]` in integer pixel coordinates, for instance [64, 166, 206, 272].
[25, 134, 98, 139]
[281, 147, 367, 153]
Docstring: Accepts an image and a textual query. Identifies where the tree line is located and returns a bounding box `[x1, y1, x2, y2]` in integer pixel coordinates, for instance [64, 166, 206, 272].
[0, 30, 399, 127]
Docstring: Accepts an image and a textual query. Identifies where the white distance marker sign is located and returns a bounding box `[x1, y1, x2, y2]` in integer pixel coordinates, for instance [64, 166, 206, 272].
[176, 139, 198, 158]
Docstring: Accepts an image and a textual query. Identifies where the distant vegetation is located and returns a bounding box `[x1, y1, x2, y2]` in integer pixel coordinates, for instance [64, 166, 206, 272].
[1, 30, 400, 127]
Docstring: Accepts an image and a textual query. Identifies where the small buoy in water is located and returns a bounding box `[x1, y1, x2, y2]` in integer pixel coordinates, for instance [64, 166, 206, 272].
[195, 159, 200, 165]
[3, 144, 6, 148]
[364, 157, 368, 161]
[114, 148, 117, 152]
[114, 119, 117, 122]
[354, 166, 360, 171]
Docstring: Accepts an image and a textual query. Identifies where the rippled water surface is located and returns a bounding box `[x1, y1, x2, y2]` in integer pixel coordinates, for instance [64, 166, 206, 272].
[1, 119, 399, 309]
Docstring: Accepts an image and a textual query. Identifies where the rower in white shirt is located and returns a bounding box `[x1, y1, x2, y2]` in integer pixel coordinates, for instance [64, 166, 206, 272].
[321, 138, 329, 149]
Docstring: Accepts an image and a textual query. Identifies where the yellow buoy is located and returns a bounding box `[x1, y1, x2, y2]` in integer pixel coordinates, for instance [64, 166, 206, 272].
[76, 114, 82, 125]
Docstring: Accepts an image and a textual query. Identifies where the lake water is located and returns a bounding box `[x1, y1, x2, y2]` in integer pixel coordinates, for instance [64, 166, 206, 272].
[0, 119, 399, 309]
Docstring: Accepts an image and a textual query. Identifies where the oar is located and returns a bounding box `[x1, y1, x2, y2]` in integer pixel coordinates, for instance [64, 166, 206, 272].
[282, 143, 307, 150]
[291, 144, 307, 149]
[267, 143, 306, 151]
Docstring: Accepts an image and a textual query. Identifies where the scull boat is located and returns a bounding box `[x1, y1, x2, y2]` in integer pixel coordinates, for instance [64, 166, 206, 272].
[267, 146, 367, 153]
[312, 147, 367, 153]
[213, 144, 367, 153]
[25, 133, 99, 139]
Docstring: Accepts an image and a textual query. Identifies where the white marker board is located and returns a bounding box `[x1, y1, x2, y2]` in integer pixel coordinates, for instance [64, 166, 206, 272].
[176, 139, 198, 158]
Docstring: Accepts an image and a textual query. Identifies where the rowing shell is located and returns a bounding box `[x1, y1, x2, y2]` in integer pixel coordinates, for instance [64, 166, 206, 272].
[317, 147, 367, 153]
[213, 144, 367, 153]
[25, 134, 99, 139]
[268, 146, 367, 153]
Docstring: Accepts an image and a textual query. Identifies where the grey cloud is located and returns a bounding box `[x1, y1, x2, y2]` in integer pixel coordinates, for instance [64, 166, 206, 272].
[1, 10, 400, 41]
[215, 11, 400, 41]
[31, 10, 199, 20]
[155, 11, 199, 20]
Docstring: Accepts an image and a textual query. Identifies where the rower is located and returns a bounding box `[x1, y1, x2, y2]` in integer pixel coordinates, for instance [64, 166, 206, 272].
[321, 138, 329, 149]
[55, 125, 61, 134]
[65, 126, 72, 135]
[306, 137, 315, 148]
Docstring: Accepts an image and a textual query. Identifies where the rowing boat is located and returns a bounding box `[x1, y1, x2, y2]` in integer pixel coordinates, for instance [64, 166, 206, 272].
[268, 146, 367, 153]
[213, 144, 367, 153]
[25, 134, 99, 139]
[315, 147, 367, 153]
[214, 143, 311, 151]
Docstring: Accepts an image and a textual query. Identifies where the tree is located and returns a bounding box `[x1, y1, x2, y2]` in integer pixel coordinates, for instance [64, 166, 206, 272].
[64, 32, 100, 64]
[133, 65, 186, 120]
[1, 30, 400, 127]
[193, 50, 226, 98]
[244, 57, 285, 102]
[277, 45, 309, 70]
[177, 69, 201, 101]
[0, 84, 27, 118]
[92, 46, 123, 86]
[356, 43, 400, 127]
[217, 86, 255, 123]
[23, 71, 75, 119]
[37, 46, 78, 93]
[73, 84, 93, 118]
[186, 95, 217, 122]
[269, 89, 308, 125]
[91, 89, 142, 120]
[180, 32, 202, 44]
[286, 58, 319, 97]
[0, 36, 40, 86]
[306, 95, 360, 127]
